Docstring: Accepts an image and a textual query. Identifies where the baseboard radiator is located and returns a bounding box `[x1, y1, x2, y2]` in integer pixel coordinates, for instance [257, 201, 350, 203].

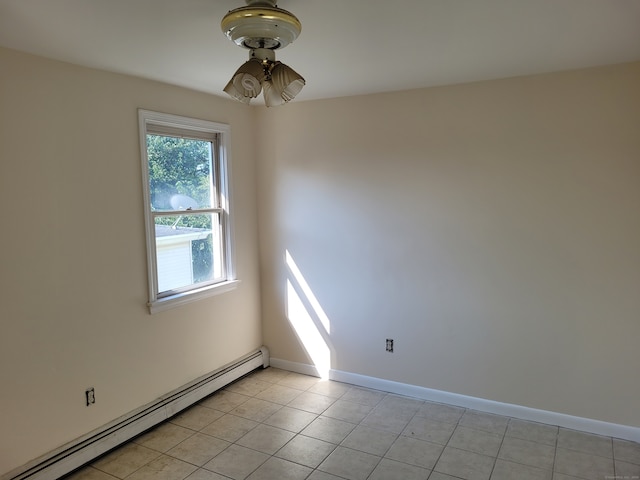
[5, 347, 270, 480]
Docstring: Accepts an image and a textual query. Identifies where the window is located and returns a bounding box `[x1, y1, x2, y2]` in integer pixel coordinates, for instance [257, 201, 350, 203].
[138, 110, 237, 313]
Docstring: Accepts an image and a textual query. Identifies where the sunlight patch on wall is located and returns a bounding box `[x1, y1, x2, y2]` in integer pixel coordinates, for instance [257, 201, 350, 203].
[285, 250, 331, 379]
[285, 250, 331, 334]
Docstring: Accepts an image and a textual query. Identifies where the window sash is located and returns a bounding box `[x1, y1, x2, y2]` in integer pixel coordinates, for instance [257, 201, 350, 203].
[152, 208, 223, 216]
[153, 211, 226, 297]
[146, 123, 219, 142]
[139, 109, 236, 313]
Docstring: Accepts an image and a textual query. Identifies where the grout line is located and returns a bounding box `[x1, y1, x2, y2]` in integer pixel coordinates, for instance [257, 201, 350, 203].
[551, 422, 559, 478]
[426, 404, 468, 478]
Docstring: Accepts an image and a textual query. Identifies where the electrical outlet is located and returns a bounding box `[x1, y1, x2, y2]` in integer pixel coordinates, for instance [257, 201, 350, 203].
[386, 338, 394, 353]
[86, 387, 95, 406]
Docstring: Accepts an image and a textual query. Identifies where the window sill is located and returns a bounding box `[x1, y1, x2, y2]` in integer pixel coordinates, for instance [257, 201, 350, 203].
[148, 280, 240, 314]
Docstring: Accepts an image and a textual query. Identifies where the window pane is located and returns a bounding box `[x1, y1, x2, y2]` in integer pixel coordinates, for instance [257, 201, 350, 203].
[155, 214, 223, 294]
[146, 134, 214, 211]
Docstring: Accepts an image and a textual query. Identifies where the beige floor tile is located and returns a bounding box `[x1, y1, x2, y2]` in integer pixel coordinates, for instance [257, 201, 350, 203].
[402, 416, 456, 445]
[447, 425, 503, 457]
[433, 446, 495, 480]
[275, 434, 336, 468]
[287, 391, 336, 414]
[200, 413, 258, 442]
[170, 405, 224, 431]
[125, 455, 197, 480]
[263, 405, 318, 432]
[368, 458, 430, 480]
[199, 391, 250, 412]
[64, 370, 636, 480]
[65, 467, 120, 480]
[428, 473, 461, 480]
[361, 406, 415, 434]
[414, 402, 465, 424]
[92, 443, 161, 478]
[255, 384, 303, 405]
[376, 394, 423, 415]
[229, 397, 282, 422]
[506, 419, 558, 446]
[458, 410, 509, 436]
[236, 424, 295, 455]
[341, 424, 398, 456]
[384, 436, 443, 470]
[306, 471, 345, 480]
[246, 457, 312, 480]
[613, 438, 640, 465]
[203, 444, 269, 480]
[341, 387, 386, 407]
[300, 416, 357, 444]
[557, 428, 613, 457]
[551, 474, 584, 480]
[308, 380, 351, 399]
[224, 377, 272, 396]
[134, 423, 195, 453]
[249, 367, 291, 383]
[277, 372, 321, 390]
[184, 469, 231, 480]
[318, 446, 381, 480]
[322, 399, 374, 423]
[166, 433, 230, 466]
[490, 459, 551, 480]
[554, 447, 614, 480]
[615, 459, 640, 476]
[498, 436, 555, 470]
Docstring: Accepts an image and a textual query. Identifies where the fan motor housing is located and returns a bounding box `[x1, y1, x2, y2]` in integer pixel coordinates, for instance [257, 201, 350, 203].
[221, 5, 301, 50]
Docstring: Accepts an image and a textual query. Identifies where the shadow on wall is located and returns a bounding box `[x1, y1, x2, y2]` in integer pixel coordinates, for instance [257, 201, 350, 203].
[285, 249, 332, 378]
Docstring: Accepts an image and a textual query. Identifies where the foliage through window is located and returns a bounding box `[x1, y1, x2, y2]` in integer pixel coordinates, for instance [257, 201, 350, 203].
[139, 110, 236, 312]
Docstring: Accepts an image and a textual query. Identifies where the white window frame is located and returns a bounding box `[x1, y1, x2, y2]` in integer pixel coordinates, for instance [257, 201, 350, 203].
[138, 109, 238, 313]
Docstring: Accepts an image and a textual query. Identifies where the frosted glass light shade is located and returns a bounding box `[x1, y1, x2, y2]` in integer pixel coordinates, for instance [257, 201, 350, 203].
[262, 80, 285, 107]
[270, 62, 305, 102]
[223, 79, 251, 103]
[223, 58, 266, 101]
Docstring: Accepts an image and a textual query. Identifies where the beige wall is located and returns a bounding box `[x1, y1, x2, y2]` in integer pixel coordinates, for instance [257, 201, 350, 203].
[0, 47, 262, 474]
[256, 62, 640, 427]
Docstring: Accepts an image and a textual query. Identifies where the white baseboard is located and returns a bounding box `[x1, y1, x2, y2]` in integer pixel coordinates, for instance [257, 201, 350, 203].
[271, 357, 640, 443]
[270, 357, 322, 378]
[4, 348, 270, 480]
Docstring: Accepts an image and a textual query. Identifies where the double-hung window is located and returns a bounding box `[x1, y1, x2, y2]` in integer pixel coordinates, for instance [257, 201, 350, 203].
[138, 110, 237, 313]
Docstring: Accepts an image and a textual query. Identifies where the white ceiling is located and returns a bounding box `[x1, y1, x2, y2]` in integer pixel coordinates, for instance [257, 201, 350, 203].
[1, 0, 639, 103]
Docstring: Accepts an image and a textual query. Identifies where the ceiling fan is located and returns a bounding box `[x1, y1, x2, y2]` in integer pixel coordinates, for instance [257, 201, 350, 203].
[221, 0, 305, 107]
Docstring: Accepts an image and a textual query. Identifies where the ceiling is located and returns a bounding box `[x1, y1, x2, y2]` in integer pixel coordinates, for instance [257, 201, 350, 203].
[1, 0, 639, 103]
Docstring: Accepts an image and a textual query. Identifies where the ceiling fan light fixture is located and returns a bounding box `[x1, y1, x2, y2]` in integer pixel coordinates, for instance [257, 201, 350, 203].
[221, 0, 305, 106]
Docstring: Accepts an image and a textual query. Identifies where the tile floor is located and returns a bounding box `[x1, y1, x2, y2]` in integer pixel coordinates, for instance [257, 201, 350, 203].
[66, 368, 640, 480]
